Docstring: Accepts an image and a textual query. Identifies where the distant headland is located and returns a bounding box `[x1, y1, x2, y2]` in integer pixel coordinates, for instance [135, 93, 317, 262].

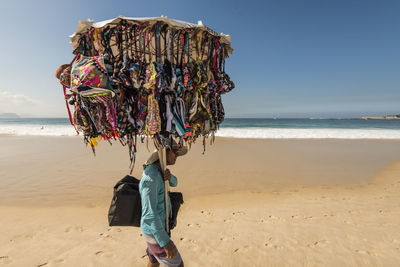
[0, 113, 20, 118]
[361, 115, 400, 120]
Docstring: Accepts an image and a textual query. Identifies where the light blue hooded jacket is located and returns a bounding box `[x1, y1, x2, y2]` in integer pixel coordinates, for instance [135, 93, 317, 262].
[139, 164, 177, 247]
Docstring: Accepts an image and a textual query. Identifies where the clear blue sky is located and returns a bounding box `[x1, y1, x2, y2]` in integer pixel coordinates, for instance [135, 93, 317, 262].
[0, 0, 399, 118]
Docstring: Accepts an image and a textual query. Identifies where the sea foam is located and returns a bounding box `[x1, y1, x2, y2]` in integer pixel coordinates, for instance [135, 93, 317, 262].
[215, 127, 400, 139]
[0, 124, 77, 137]
[1, 125, 400, 139]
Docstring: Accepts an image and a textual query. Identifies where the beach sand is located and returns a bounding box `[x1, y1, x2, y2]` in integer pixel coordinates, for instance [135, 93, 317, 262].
[1, 136, 400, 266]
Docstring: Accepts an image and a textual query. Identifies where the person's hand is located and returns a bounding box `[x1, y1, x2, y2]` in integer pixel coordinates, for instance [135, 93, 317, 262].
[163, 169, 171, 181]
[163, 240, 177, 258]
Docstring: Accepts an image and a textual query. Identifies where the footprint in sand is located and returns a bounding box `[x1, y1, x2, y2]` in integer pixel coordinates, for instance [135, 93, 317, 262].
[0, 256, 12, 264]
[95, 250, 114, 258]
[178, 237, 196, 243]
[200, 210, 213, 216]
[233, 245, 251, 253]
[264, 243, 280, 249]
[108, 227, 122, 232]
[355, 249, 375, 256]
[313, 240, 327, 247]
[267, 215, 285, 222]
[96, 234, 114, 242]
[186, 239, 199, 250]
[262, 238, 280, 249]
[102, 252, 115, 258]
[291, 215, 313, 220]
[379, 210, 391, 214]
[11, 234, 34, 242]
[65, 226, 85, 233]
[264, 243, 282, 249]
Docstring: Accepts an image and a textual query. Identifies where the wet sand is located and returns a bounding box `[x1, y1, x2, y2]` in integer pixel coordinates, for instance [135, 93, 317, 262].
[1, 136, 400, 266]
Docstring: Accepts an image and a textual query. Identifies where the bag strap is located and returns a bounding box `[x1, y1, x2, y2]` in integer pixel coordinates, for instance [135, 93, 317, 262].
[207, 37, 214, 69]
[179, 30, 185, 67]
[132, 24, 138, 62]
[62, 84, 78, 134]
[176, 30, 180, 67]
[170, 29, 175, 65]
[154, 21, 163, 63]
[222, 44, 226, 73]
[166, 29, 171, 62]
[185, 32, 189, 65]
[200, 32, 207, 62]
[116, 22, 124, 59]
[213, 38, 220, 70]
[60, 55, 79, 133]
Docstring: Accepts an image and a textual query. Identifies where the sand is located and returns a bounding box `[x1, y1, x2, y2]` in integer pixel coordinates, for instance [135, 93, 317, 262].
[1, 136, 400, 266]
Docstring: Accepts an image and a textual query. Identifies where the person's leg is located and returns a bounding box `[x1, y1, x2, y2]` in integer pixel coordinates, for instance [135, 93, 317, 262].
[147, 242, 183, 267]
[147, 261, 160, 267]
[143, 233, 183, 267]
[146, 247, 159, 266]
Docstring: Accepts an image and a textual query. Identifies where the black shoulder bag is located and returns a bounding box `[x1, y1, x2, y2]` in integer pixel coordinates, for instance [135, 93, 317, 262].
[108, 175, 183, 230]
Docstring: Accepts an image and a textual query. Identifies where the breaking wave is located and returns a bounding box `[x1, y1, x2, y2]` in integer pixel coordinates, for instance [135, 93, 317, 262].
[1, 124, 400, 139]
[0, 124, 77, 137]
[215, 127, 400, 139]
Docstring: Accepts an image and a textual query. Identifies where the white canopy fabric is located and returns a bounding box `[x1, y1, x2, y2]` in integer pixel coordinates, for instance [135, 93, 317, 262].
[69, 15, 233, 55]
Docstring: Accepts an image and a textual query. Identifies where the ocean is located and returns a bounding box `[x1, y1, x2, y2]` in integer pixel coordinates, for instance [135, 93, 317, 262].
[0, 118, 400, 139]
